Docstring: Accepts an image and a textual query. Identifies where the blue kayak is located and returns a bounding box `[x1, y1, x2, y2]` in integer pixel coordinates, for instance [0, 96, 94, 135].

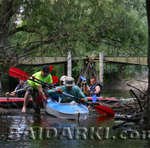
[46, 99, 89, 120]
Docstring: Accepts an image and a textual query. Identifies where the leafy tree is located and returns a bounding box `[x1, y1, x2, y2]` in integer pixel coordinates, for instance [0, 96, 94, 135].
[0, 0, 148, 92]
[146, 0, 150, 126]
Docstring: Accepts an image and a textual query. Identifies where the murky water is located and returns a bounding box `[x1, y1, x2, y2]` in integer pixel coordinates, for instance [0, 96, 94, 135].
[0, 110, 148, 148]
[102, 90, 131, 98]
[0, 90, 148, 148]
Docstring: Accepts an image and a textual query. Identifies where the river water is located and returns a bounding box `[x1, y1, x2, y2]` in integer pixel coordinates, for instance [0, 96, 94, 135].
[0, 91, 148, 148]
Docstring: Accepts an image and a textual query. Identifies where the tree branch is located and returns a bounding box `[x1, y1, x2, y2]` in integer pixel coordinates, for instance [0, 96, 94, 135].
[8, 26, 41, 36]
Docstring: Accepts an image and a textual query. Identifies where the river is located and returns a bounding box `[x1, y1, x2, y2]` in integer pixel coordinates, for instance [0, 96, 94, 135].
[0, 90, 148, 148]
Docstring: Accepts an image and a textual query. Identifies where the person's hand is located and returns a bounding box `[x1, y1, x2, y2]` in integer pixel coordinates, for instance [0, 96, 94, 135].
[55, 88, 63, 94]
[5, 92, 10, 97]
[43, 94, 47, 101]
[48, 84, 53, 89]
[88, 105, 94, 112]
[90, 91, 94, 95]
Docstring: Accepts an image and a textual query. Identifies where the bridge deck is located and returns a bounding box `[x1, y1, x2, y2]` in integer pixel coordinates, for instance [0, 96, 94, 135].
[19, 56, 147, 66]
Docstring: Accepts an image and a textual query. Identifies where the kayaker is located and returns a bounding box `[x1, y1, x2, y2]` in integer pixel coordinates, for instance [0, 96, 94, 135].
[5, 79, 25, 97]
[21, 65, 53, 113]
[47, 76, 88, 103]
[88, 76, 103, 97]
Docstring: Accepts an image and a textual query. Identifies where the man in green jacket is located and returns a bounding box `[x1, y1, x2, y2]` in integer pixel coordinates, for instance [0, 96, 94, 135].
[22, 65, 53, 113]
[47, 76, 87, 103]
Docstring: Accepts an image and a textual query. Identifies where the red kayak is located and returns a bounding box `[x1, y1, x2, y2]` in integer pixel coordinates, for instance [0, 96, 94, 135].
[0, 97, 33, 108]
[83, 97, 120, 104]
[0, 97, 119, 103]
[0, 97, 32, 102]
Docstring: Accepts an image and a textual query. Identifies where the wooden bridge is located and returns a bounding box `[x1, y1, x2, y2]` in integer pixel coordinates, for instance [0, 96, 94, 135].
[19, 56, 147, 66]
[18, 53, 147, 84]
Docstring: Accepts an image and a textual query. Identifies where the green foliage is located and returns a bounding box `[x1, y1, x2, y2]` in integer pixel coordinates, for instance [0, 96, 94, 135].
[0, 0, 148, 85]
[10, 0, 147, 57]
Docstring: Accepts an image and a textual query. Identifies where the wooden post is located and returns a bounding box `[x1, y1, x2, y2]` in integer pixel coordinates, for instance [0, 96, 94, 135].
[67, 51, 72, 77]
[0, 81, 2, 96]
[99, 52, 104, 84]
[64, 63, 67, 75]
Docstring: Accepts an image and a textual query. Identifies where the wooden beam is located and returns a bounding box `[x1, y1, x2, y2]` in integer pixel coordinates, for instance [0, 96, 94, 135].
[104, 57, 147, 65]
[19, 57, 67, 65]
[64, 63, 67, 75]
[67, 51, 72, 77]
[18, 56, 148, 66]
[99, 52, 104, 84]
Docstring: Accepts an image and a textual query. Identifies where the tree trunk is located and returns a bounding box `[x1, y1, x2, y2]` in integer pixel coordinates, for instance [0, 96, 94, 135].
[146, 0, 150, 126]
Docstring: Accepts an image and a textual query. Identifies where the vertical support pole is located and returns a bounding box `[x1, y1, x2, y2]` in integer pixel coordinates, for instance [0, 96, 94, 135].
[0, 81, 2, 96]
[67, 51, 72, 77]
[64, 63, 67, 75]
[99, 52, 104, 84]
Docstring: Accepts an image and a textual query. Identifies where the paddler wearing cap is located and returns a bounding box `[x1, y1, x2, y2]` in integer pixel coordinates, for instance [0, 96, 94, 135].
[47, 76, 88, 103]
[21, 65, 53, 113]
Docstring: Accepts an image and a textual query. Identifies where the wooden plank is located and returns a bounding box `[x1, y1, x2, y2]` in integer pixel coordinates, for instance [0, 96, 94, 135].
[99, 52, 104, 84]
[19, 57, 67, 65]
[67, 51, 72, 77]
[18, 56, 147, 66]
[104, 57, 147, 65]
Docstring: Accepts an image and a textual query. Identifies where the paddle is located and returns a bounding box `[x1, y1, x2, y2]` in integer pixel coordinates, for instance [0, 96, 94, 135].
[91, 95, 114, 116]
[9, 67, 52, 88]
[80, 75, 86, 81]
[49, 65, 53, 73]
[92, 94, 97, 103]
[60, 90, 115, 117]
[9, 67, 29, 80]
[9, 67, 53, 109]
[95, 104, 115, 116]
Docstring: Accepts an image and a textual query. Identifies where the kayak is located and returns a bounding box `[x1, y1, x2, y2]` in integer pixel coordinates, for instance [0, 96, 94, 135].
[0, 96, 119, 109]
[45, 99, 89, 120]
[85, 97, 120, 104]
[0, 97, 32, 102]
[0, 97, 119, 103]
[0, 97, 33, 108]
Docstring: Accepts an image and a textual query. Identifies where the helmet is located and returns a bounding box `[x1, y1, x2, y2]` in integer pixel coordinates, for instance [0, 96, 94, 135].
[60, 75, 67, 85]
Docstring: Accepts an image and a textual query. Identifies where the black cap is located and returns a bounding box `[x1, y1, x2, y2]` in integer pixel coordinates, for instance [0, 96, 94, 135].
[42, 65, 49, 76]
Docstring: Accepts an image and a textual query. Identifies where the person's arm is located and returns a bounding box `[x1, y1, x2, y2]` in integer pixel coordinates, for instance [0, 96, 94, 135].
[13, 84, 20, 93]
[76, 86, 88, 102]
[37, 86, 47, 100]
[47, 88, 57, 95]
[6, 85, 19, 97]
[5, 91, 16, 97]
[14, 87, 17, 92]
[86, 85, 90, 92]
[93, 86, 101, 95]
[47, 86, 64, 96]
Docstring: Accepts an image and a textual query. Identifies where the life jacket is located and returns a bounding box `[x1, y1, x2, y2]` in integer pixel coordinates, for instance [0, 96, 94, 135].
[90, 82, 103, 97]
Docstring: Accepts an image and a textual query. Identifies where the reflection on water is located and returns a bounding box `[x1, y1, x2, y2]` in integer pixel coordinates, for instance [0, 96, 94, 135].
[102, 90, 131, 98]
[0, 89, 147, 147]
[0, 110, 148, 148]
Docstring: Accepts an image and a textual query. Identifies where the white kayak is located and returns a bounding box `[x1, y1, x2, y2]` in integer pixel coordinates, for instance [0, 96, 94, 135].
[45, 99, 89, 120]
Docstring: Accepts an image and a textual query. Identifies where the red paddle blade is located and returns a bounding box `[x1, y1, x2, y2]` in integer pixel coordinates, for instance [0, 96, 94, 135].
[9, 67, 30, 80]
[10, 67, 30, 77]
[49, 65, 53, 73]
[52, 76, 58, 84]
[96, 115, 113, 123]
[95, 105, 115, 117]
